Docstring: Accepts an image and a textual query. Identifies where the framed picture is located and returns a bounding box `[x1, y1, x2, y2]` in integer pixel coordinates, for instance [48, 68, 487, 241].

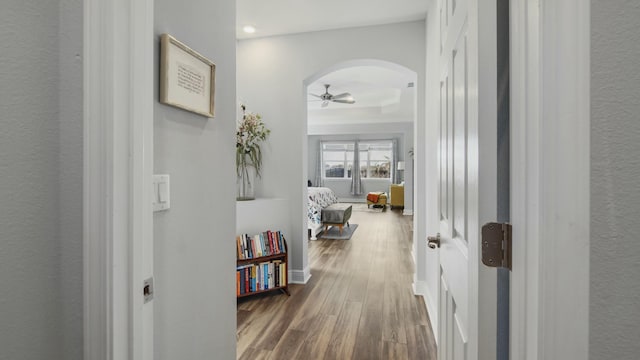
[160, 33, 216, 118]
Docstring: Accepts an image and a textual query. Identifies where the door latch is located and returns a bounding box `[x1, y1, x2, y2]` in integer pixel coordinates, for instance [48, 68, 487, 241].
[143, 277, 154, 303]
[481, 223, 512, 270]
[427, 233, 441, 249]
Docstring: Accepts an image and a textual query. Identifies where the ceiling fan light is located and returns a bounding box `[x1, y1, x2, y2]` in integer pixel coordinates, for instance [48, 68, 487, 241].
[309, 84, 356, 107]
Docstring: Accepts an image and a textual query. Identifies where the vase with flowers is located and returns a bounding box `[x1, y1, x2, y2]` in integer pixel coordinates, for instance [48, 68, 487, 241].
[236, 104, 270, 201]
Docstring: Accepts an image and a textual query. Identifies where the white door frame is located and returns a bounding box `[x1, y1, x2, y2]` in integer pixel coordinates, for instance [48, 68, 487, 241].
[510, 0, 590, 359]
[84, 0, 154, 359]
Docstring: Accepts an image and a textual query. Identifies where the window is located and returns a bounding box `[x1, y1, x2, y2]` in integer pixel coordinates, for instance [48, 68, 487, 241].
[322, 143, 353, 178]
[322, 141, 393, 179]
[360, 142, 392, 179]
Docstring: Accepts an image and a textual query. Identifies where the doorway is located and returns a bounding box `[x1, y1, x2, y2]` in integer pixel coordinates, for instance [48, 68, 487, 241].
[303, 60, 423, 293]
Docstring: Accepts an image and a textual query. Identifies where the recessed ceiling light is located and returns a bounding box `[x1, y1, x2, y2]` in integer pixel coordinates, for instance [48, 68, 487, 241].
[243, 25, 256, 34]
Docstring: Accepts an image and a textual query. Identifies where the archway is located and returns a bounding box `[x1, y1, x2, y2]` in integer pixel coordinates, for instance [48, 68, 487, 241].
[301, 59, 424, 290]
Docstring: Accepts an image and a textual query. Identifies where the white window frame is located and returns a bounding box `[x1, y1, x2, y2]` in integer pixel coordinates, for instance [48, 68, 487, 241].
[321, 140, 394, 180]
[359, 141, 393, 180]
[321, 142, 353, 179]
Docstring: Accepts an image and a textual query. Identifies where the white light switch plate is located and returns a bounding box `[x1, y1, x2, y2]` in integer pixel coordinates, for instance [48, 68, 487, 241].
[153, 174, 170, 212]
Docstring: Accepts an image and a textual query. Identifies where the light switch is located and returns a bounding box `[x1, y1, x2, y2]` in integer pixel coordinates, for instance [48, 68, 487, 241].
[153, 174, 170, 212]
[158, 182, 168, 203]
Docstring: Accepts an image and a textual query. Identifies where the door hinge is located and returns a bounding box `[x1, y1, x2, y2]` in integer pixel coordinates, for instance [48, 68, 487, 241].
[481, 222, 512, 270]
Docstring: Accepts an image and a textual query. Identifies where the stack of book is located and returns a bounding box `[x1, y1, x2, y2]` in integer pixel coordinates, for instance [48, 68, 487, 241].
[236, 260, 286, 295]
[236, 230, 286, 260]
[236, 230, 289, 297]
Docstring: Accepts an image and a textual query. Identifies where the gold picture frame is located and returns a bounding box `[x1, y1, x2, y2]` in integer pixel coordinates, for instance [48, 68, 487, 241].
[160, 33, 216, 118]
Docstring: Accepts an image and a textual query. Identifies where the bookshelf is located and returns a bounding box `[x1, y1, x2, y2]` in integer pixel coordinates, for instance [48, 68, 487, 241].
[236, 230, 290, 298]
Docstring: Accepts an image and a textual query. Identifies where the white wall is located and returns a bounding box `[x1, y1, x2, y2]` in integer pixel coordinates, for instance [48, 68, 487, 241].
[238, 21, 425, 277]
[590, 1, 640, 358]
[237, 198, 291, 241]
[153, 0, 237, 358]
[0, 1, 83, 359]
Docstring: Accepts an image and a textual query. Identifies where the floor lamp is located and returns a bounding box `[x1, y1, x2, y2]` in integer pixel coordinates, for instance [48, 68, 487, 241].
[397, 161, 405, 184]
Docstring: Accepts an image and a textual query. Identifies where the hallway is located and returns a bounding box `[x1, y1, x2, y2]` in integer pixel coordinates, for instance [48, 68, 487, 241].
[237, 204, 437, 359]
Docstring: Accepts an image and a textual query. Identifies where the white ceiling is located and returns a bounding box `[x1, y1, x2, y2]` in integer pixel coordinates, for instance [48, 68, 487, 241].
[307, 67, 410, 109]
[307, 66, 416, 125]
[237, 0, 428, 39]
[237, 1, 424, 127]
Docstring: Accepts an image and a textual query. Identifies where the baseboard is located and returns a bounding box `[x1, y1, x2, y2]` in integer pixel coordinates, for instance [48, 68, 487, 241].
[288, 266, 312, 284]
[308, 224, 323, 240]
[403, 209, 414, 216]
[413, 279, 428, 296]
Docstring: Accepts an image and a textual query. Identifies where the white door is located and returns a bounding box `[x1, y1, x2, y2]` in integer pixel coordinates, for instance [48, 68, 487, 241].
[434, 0, 497, 359]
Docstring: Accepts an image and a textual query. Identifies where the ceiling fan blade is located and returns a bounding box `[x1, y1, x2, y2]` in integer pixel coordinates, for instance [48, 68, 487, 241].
[331, 92, 352, 100]
[332, 99, 356, 104]
[308, 99, 323, 102]
[309, 93, 323, 99]
[321, 101, 329, 108]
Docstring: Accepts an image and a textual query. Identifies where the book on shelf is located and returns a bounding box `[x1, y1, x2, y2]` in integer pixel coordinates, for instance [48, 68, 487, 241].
[261, 262, 268, 290]
[236, 271, 240, 296]
[236, 230, 288, 297]
[272, 231, 278, 253]
[273, 232, 278, 254]
[236, 261, 288, 295]
[245, 267, 249, 293]
[236, 230, 287, 260]
[251, 236, 257, 259]
[247, 234, 253, 259]
[262, 231, 270, 257]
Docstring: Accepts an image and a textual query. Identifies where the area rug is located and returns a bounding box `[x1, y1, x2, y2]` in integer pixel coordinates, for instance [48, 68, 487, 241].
[352, 203, 386, 213]
[319, 224, 359, 240]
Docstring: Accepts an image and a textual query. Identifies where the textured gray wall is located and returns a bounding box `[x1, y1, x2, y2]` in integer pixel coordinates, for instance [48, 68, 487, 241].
[58, 0, 83, 359]
[153, 0, 237, 358]
[0, 1, 82, 359]
[591, 1, 640, 359]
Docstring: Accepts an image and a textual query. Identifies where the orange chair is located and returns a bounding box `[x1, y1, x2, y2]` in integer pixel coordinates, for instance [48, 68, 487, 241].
[366, 192, 387, 208]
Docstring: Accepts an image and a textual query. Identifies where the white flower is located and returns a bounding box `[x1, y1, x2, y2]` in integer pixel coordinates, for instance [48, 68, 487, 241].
[236, 106, 271, 177]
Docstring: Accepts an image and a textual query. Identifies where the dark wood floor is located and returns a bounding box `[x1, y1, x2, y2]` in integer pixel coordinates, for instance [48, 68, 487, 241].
[237, 204, 437, 360]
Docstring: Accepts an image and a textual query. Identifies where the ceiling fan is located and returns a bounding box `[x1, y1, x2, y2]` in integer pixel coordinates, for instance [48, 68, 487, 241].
[309, 84, 355, 107]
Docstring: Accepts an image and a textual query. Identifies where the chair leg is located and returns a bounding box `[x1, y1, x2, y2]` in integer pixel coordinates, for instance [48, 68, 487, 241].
[338, 225, 343, 235]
